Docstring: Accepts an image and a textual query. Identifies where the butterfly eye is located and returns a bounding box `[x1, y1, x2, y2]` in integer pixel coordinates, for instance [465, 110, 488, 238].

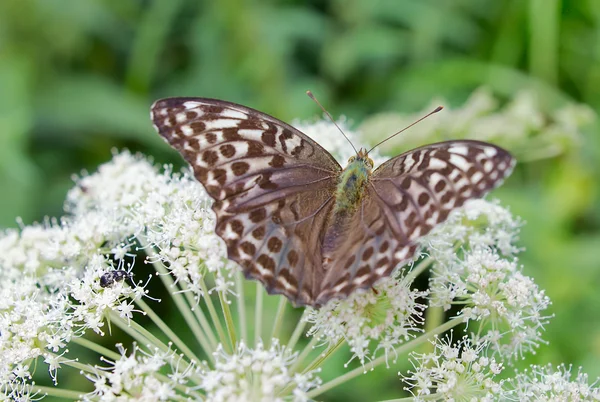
[348, 156, 356, 163]
[366, 157, 374, 169]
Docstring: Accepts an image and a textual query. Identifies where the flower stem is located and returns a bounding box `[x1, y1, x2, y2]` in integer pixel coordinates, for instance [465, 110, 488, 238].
[290, 334, 320, 373]
[286, 310, 308, 351]
[404, 256, 434, 283]
[302, 337, 345, 374]
[34, 386, 83, 400]
[236, 269, 248, 341]
[306, 316, 464, 398]
[199, 278, 231, 353]
[148, 248, 218, 354]
[422, 305, 444, 354]
[255, 282, 263, 345]
[71, 336, 121, 361]
[135, 297, 205, 363]
[180, 285, 218, 349]
[109, 311, 169, 353]
[269, 297, 287, 346]
[219, 291, 237, 349]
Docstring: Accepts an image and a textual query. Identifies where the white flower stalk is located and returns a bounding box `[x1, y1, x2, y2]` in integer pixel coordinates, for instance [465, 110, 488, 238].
[505, 364, 600, 401]
[402, 334, 504, 401]
[199, 340, 320, 402]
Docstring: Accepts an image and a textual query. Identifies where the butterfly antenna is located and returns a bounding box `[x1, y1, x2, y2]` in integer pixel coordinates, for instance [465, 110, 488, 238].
[307, 91, 359, 156]
[366, 106, 444, 154]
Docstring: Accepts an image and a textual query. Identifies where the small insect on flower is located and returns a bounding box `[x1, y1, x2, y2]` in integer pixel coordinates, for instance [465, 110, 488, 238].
[151, 92, 515, 307]
[99, 270, 133, 288]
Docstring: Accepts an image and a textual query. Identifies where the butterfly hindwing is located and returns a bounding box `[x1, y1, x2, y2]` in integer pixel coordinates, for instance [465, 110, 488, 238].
[151, 98, 341, 305]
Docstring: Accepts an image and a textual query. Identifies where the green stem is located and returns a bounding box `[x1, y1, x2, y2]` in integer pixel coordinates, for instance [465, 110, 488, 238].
[302, 337, 345, 374]
[255, 282, 263, 345]
[236, 269, 248, 342]
[290, 334, 320, 373]
[286, 310, 308, 351]
[146, 245, 218, 355]
[135, 297, 205, 364]
[34, 386, 83, 400]
[199, 278, 230, 353]
[109, 311, 168, 352]
[70, 336, 121, 361]
[269, 297, 287, 346]
[306, 317, 464, 399]
[404, 256, 434, 283]
[422, 305, 444, 354]
[219, 291, 237, 349]
[180, 285, 219, 349]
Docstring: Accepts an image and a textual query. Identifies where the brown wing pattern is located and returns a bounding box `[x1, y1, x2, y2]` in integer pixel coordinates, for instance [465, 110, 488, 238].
[315, 140, 515, 305]
[151, 98, 341, 306]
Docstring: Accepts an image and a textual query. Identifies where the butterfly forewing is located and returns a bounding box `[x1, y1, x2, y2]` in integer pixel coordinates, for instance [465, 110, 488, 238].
[151, 98, 515, 308]
[151, 98, 341, 306]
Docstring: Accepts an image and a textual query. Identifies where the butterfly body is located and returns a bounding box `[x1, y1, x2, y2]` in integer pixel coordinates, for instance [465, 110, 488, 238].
[335, 153, 373, 211]
[151, 97, 515, 307]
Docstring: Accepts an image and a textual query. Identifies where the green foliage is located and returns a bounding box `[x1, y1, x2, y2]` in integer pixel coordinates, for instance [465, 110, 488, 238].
[2, 0, 599, 399]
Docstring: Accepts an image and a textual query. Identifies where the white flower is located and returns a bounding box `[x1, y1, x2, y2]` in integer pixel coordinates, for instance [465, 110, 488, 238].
[198, 340, 321, 402]
[422, 199, 550, 359]
[402, 334, 504, 401]
[82, 344, 193, 401]
[506, 364, 600, 401]
[305, 270, 426, 367]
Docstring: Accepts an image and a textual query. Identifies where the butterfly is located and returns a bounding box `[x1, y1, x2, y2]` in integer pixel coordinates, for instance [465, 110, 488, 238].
[150, 97, 515, 307]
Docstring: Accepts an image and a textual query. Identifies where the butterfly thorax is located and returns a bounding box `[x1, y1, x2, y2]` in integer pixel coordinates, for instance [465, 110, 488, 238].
[334, 150, 374, 212]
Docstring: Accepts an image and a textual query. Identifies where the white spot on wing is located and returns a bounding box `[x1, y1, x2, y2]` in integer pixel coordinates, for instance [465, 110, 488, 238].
[221, 109, 248, 119]
[471, 171, 484, 183]
[183, 101, 202, 109]
[448, 154, 471, 171]
[428, 158, 447, 170]
[238, 129, 264, 141]
[483, 146, 498, 157]
[449, 145, 469, 155]
[204, 119, 239, 130]
[181, 125, 194, 136]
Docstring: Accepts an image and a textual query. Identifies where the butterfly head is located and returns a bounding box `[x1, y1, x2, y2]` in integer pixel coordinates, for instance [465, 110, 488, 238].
[348, 148, 374, 170]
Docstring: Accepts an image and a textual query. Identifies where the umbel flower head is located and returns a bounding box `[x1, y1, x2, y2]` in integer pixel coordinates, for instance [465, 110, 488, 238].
[199, 340, 320, 402]
[0, 91, 597, 401]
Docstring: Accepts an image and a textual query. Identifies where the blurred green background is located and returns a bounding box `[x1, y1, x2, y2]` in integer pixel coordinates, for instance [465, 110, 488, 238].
[2, 0, 600, 399]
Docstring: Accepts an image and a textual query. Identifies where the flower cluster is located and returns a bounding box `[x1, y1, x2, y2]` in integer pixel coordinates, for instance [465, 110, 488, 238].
[305, 271, 426, 368]
[198, 340, 321, 402]
[505, 364, 600, 401]
[83, 343, 197, 401]
[402, 334, 504, 401]
[422, 199, 551, 359]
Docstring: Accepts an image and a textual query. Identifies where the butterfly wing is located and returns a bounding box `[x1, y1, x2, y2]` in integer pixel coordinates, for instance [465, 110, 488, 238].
[315, 140, 515, 305]
[151, 98, 342, 306]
